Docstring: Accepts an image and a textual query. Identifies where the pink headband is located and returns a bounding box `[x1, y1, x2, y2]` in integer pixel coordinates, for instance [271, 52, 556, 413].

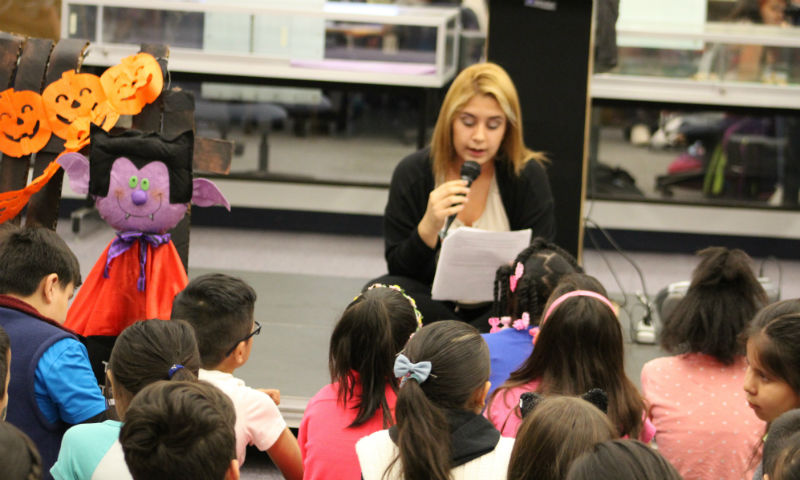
[542, 290, 616, 325]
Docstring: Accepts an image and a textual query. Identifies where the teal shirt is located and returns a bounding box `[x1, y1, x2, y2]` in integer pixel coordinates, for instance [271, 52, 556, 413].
[51, 420, 131, 480]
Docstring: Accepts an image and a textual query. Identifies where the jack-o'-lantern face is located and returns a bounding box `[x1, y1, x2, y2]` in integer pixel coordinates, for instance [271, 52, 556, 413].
[0, 88, 52, 158]
[42, 70, 119, 151]
[100, 53, 163, 115]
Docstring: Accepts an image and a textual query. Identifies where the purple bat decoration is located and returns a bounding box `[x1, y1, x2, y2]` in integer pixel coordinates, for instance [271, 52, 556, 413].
[58, 152, 230, 234]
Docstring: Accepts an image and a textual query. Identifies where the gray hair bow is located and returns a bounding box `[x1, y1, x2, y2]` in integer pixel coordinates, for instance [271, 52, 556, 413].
[394, 353, 432, 385]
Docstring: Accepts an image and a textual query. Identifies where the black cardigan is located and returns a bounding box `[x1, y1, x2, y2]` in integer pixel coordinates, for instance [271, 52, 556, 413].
[383, 148, 556, 285]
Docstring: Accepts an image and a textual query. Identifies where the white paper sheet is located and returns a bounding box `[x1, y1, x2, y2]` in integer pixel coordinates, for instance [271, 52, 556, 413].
[431, 227, 532, 302]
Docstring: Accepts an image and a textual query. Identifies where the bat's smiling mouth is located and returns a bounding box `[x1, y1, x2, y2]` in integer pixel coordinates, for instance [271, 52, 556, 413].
[118, 197, 162, 221]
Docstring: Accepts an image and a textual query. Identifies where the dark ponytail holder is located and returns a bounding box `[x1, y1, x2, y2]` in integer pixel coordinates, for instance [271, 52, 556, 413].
[581, 388, 609, 414]
[519, 392, 544, 418]
[168, 364, 184, 379]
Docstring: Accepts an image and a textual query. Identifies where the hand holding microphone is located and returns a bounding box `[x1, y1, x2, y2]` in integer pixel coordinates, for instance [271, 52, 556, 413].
[441, 161, 481, 238]
[418, 161, 482, 248]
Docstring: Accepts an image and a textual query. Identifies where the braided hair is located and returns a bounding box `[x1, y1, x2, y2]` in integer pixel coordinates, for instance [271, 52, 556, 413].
[492, 238, 582, 324]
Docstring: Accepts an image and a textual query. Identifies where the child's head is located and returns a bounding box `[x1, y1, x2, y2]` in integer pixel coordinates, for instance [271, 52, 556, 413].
[392, 320, 489, 480]
[0, 421, 42, 480]
[508, 395, 616, 480]
[171, 273, 257, 369]
[120, 380, 238, 480]
[108, 319, 200, 419]
[743, 300, 800, 423]
[330, 284, 420, 428]
[0, 227, 81, 324]
[501, 273, 645, 438]
[566, 439, 682, 480]
[491, 238, 582, 324]
[660, 246, 766, 365]
[770, 431, 800, 480]
[0, 325, 9, 420]
[764, 409, 800, 478]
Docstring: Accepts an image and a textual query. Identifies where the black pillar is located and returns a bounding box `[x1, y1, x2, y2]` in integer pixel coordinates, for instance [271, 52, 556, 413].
[487, 1, 594, 258]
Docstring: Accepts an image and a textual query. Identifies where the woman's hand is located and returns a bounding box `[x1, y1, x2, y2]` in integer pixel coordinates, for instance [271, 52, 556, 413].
[417, 179, 470, 248]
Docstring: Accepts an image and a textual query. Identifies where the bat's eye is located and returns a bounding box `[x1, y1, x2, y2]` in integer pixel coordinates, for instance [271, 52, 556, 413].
[140, 178, 150, 191]
[128, 175, 138, 189]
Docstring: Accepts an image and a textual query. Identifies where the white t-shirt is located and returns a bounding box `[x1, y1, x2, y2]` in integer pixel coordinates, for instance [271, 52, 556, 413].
[199, 369, 287, 465]
[356, 430, 514, 480]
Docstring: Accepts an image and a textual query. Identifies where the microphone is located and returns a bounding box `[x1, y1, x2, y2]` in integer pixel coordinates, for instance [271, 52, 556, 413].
[441, 160, 481, 238]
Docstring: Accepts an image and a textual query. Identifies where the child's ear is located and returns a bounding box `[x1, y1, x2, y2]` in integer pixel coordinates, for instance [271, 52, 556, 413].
[232, 341, 248, 366]
[225, 459, 240, 480]
[41, 273, 60, 303]
[469, 381, 491, 412]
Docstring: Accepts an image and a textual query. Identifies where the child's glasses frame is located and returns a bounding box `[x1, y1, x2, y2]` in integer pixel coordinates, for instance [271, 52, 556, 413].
[224, 320, 262, 357]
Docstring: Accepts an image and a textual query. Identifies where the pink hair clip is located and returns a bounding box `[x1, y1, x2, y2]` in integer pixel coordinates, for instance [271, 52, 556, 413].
[488, 316, 512, 333]
[509, 262, 524, 293]
[488, 317, 501, 333]
[529, 326, 540, 345]
[512, 312, 530, 330]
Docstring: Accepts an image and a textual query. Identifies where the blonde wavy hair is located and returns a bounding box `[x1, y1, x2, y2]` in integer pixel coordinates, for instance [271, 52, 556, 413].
[430, 62, 546, 182]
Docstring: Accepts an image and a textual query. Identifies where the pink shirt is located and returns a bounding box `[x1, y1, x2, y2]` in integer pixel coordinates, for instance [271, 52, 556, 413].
[485, 378, 655, 443]
[299, 380, 397, 480]
[484, 379, 542, 437]
[641, 353, 762, 480]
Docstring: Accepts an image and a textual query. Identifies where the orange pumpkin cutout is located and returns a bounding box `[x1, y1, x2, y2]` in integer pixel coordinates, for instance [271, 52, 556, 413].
[100, 53, 163, 115]
[43, 70, 119, 151]
[0, 88, 52, 158]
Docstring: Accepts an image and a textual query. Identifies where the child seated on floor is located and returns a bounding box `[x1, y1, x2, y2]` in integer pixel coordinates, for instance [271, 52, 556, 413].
[298, 284, 420, 480]
[0, 227, 107, 477]
[483, 238, 582, 397]
[485, 273, 653, 442]
[51, 319, 201, 480]
[566, 439, 682, 480]
[120, 380, 239, 480]
[356, 320, 515, 480]
[507, 394, 617, 480]
[744, 300, 800, 479]
[763, 409, 800, 480]
[641, 246, 766, 480]
[172, 273, 303, 480]
[0, 420, 42, 480]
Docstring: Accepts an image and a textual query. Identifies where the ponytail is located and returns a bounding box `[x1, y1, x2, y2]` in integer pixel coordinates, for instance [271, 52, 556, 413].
[109, 319, 201, 396]
[167, 363, 197, 382]
[331, 286, 418, 428]
[491, 238, 582, 323]
[392, 380, 452, 480]
[387, 321, 489, 480]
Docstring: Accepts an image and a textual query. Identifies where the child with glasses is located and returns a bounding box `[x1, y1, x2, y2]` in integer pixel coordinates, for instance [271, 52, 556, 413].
[172, 273, 303, 480]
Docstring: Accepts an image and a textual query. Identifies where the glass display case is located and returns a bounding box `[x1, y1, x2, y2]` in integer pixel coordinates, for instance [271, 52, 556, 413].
[587, 20, 800, 221]
[61, 0, 461, 88]
[593, 22, 800, 109]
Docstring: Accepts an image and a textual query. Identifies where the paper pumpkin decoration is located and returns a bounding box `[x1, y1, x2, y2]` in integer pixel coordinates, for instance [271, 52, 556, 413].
[100, 53, 163, 115]
[42, 70, 119, 151]
[0, 160, 61, 223]
[0, 88, 52, 157]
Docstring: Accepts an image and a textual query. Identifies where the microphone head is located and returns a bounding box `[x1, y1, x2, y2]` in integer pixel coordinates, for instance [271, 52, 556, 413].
[460, 161, 481, 185]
